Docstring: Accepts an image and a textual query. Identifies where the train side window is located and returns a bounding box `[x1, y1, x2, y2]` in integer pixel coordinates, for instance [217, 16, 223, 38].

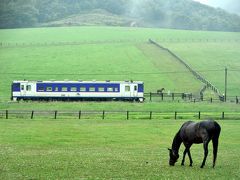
[98, 87, 105, 92]
[107, 87, 113, 92]
[89, 87, 95, 92]
[71, 87, 77, 92]
[125, 86, 130, 92]
[80, 87, 86, 92]
[21, 85, 24, 91]
[26, 85, 31, 91]
[38, 86, 44, 92]
[115, 87, 119, 92]
[55, 87, 59, 91]
[46, 87, 52, 92]
[62, 87, 68, 92]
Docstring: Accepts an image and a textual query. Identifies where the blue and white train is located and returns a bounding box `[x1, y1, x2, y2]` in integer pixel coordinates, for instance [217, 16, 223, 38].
[11, 80, 144, 102]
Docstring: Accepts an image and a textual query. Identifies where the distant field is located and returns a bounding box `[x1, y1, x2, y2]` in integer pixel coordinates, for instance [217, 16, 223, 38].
[0, 118, 239, 179]
[1, 26, 240, 103]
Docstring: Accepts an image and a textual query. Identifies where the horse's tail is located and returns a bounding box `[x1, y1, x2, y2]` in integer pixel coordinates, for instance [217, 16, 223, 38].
[212, 122, 221, 168]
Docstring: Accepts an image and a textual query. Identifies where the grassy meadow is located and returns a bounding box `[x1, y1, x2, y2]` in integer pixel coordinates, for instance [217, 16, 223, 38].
[1, 26, 240, 103]
[0, 26, 240, 179]
[0, 118, 240, 179]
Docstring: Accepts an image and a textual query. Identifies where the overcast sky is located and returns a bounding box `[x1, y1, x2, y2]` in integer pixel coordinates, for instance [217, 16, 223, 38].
[193, 0, 240, 15]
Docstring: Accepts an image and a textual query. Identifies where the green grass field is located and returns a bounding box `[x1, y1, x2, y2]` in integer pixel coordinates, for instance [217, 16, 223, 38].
[0, 26, 240, 179]
[1, 26, 240, 102]
[0, 118, 239, 179]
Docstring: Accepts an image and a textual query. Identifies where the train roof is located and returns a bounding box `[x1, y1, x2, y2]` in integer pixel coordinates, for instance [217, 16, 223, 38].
[13, 80, 144, 84]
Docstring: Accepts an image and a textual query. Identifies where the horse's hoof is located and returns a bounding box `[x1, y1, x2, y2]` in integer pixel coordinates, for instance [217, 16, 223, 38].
[181, 164, 184, 166]
[189, 164, 192, 167]
[200, 166, 204, 168]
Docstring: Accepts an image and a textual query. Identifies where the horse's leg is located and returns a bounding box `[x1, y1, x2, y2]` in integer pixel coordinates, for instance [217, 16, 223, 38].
[201, 141, 209, 168]
[212, 136, 219, 168]
[187, 149, 193, 166]
[181, 148, 188, 166]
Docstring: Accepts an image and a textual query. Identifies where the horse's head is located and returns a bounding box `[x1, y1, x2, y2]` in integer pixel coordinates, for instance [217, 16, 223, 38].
[168, 148, 179, 166]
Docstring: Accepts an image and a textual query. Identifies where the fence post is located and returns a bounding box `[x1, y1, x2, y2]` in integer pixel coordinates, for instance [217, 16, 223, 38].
[79, 111, 81, 119]
[198, 111, 201, 119]
[161, 93, 164, 101]
[210, 98, 213, 103]
[222, 112, 225, 119]
[54, 111, 57, 119]
[127, 111, 129, 120]
[31, 111, 34, 119]
[175, 111, 177, 120]
[172, 93, 175, 101]
[150, 111, 152, 120]
[150, 92, 152, 102]
[236, 96, 239, 104]
[6, 110, 8, 119]
[102, 110, 105, 120]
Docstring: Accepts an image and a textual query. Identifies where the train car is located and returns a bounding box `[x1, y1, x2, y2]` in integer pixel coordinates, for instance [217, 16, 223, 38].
[11, 80, 144, 102]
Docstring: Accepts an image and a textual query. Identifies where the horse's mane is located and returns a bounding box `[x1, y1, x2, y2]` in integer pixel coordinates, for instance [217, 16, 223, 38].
[171, 130, 182, 153]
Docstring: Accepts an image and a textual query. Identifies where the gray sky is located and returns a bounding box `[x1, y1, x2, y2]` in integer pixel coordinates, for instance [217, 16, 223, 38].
[193, 0, 240, 15]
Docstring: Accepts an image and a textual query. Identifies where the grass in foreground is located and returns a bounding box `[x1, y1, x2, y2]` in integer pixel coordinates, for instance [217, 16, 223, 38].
[0, 118, 239, 179]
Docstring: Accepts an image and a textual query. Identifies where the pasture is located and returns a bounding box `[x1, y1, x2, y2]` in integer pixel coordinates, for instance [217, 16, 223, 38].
[0, 26, 240, 103]
[0, 118, 240, 179]
[0, 26, 240, 179]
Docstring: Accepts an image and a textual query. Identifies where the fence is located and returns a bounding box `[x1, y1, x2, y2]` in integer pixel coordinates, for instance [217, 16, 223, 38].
[144, 92, 193, 102]
[148, 39, 223, 100]
[1, 110, 240, 120]
[1, 39, 239, 48]
[0, 40, 144, 48]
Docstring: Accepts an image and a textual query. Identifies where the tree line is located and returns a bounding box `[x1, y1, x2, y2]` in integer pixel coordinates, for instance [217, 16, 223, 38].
[0, 0, 240, 31]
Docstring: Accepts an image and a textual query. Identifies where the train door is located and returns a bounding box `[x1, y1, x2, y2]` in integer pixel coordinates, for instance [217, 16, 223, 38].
[132, 84, 138, 97]
[20, 82, 34, 97]
[124, 84, 131, 97]
[20, 82, 27, 96]
[123, 84, 138, 98]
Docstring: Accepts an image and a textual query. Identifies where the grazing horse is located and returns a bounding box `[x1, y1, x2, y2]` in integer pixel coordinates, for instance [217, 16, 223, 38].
[157, 88, 165, 94]
[168, 120, 221, 168]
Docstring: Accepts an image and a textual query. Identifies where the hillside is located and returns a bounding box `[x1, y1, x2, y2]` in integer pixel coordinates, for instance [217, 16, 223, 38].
[0, 0, 240, 31]
[1, 27, 240, 102]
[41, 9, 136, 27]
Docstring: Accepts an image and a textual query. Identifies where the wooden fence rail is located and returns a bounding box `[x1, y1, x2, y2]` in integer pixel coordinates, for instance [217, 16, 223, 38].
[1, 110, 240, 120]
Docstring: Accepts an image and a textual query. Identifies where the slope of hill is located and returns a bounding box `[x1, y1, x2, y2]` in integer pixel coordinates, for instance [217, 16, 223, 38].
[41, 10, 137, 27]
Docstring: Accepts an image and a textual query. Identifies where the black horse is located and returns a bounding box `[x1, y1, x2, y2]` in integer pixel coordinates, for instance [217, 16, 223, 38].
[168, 120, 221, 168]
